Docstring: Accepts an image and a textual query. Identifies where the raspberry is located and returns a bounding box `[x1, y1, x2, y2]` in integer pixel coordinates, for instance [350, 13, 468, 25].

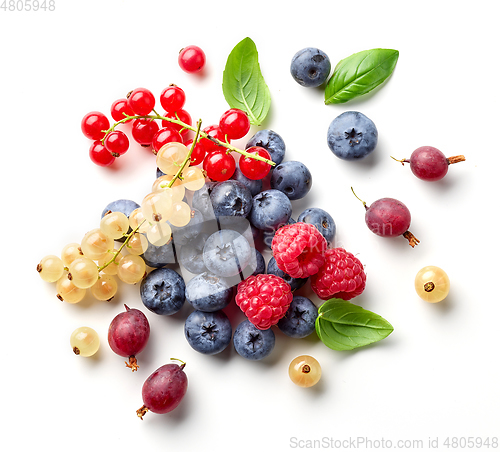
[235, 274, 293, 330]
[310, 248, 366, 301]
[271, 222, 327, 279]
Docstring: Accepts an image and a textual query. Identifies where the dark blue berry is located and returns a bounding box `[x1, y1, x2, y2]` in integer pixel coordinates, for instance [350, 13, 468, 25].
[192, 181, 219, 220]
[140, 268, 186, 315]
[250, 248, 266, 277]
[327, 111, 378, 160]
[184, 310, 232, 355]
[270, 161, 312, 200]
[231, 166, 263, 197]
[170, 208, 204, 246]
[203, 229, 252, 277]
[245, 130, 285, 165]
[142, 240, 176, 268]
[233, 319, 275, 360]
[210, 180, 253, 219]
[185, 272, 233, 312]
[249, 189, 292, 231]
[178, 233, 209, 274]
[266, 256, 307, 291]
[290, 47, 331, 88]
[277, 295, 318, 338]
[297, 207, 336, 244]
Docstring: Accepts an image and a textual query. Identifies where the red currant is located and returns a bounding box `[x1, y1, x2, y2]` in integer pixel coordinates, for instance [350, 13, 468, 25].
[199, 124, 228, 154]
[152, 127, 183, 154]
[104, 130, 130, 157]
[81, 111, 110, 140]
[203, 149, 236, 181]
[131, 118, 160, 146]
[111, 98, 135, 122]
[161, 109, 192, 137]
[239, 146, 272, 180]
[178, 45, 206, 73]
[89, 141, 115, 166]
[127, 88, 155, 115]
[160, 85, 186, 113]
[219, 108, 250, 140]
[184, 139, 206, 166]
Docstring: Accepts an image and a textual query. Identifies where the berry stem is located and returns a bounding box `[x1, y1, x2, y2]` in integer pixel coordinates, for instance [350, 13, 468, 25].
[167, 120, 202, 189]
[97, 220, 147, 272]
[351, 187, 368, 210]
[402, 231, 420, 247]
[447, 155, 466, 165]
[136, 405, 149, 420]
[390, 156, 409, 165]
[101, 114, 276, 166]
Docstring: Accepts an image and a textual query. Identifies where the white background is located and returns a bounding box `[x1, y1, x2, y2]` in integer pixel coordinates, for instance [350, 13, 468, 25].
[1, 1, 499, 451]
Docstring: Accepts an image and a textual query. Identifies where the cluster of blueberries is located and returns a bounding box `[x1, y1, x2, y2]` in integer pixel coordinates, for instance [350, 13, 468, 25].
[102, 129, 337, 360]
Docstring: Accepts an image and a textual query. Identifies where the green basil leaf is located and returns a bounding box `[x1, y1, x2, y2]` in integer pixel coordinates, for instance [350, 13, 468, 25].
[315, 298, 394, 351]
[222, 37, 271, 126]
[324, 48, 399, 104]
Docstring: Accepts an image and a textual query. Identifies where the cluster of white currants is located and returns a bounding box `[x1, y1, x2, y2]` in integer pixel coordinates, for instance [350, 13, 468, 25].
[37, 141, 206, 303]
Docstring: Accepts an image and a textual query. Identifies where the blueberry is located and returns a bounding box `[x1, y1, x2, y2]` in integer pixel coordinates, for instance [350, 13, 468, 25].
[231, 166, 263, 197]
[249, 248, 266, 277]
[245, 129, 286, 165]
[267, 256, 307, 292]
[290, 47, 331, 88]
[142, 240, 176, 268]
[101, 199, 140, 219]
[249, 189, 292, 231]
[277, 295, 318, 338]
[185, 272, 233, 312]
[192, 181, 219, 220]
[233, 319, 275, 360]
[184, 310, 232, 355]
[178, 233, 209, 274]
[170, 208, 204, 246]
[203, 229, 252, 277]
[140, 268, 186, 315]
[210, 180, 253, 219]
[270, 161, 312, 200]
[297, 207, 336, 244]
[262, 217, 296, 249]
[327, 111, 378, 160]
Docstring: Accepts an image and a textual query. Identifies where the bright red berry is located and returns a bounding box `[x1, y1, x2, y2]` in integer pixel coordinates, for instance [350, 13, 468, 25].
[203, 149, 236, 181]
[127, 88, 155, 115]
[81, 111, 110, 140]
[110, 98, 135, 122]
[235, 274, 293, 330]
[239, 146, 272, 180]
[160, 85, 186, 113]
[131, 118, 160, 146]
[178, 45, 206, 73]
[152, 127, 183, 154]
[104, 130, 129, 157]
[272, 222, 327, 279]
[184, 139, 206, 166]
[161, 109, 192, 137]
[199, 124, 227, 154]
[89, 141, 115, 167]
[310, 248, 366, 301]
[219, 108, 250, 140]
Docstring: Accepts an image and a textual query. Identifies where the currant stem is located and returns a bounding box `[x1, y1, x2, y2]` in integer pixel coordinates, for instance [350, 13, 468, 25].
[351, 187, 368, 210]
[167, 120, 202, 189]
[101, 114, 276, 166]
[447, 155, 466, 165]
[402, 231, 420, 248]
[390, 156, 409, 165]
[97, 220, 147, 272]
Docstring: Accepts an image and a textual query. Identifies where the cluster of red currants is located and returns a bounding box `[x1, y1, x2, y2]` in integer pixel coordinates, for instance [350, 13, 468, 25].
[81, 85, 273, 183]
